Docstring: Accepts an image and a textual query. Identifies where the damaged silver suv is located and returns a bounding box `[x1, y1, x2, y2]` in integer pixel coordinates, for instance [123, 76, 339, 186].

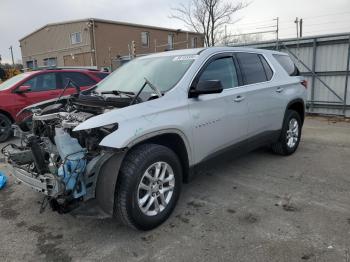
[3, 47, 307, 230]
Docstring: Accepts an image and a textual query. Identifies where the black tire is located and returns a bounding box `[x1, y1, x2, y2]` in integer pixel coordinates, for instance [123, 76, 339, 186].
[271, 110, 302, 156]
[115, 144, 182, 230]
[0, 113, 12, 142]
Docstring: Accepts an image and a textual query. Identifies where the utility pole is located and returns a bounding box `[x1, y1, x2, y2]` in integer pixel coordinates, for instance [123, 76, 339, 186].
[9, 46, 14, 67]
[186, 32, 189, 49]
[131, 40, 136, 58]
[294, 17, 299, 38]
[299, 18, 303, 38]
[108, 47, 112, 71]
[294, 17, 301, 59]
[274, 17, 279, 50]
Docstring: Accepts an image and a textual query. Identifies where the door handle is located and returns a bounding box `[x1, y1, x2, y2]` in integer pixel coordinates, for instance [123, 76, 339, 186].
[234, 95, 245, 102]
[276, 87, 284, 93]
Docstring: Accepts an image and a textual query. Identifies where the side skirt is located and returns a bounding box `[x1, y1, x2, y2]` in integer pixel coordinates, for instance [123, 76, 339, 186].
[188, 130, 281, 180]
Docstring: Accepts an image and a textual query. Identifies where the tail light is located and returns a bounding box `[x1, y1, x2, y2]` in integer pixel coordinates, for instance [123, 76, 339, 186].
[300, 80, 308, 89]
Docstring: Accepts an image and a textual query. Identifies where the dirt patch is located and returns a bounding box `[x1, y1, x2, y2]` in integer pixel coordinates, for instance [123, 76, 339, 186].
[275, 195, 300, 212]
[28, 225, 45, 233]
[301, 253, 315, 260]
[36, 232, 70, 262]
[239, 213, 259, 224]
[176, 214, 190, 224]
[141, 234, 155, 243]
[282, 203, 299, 212]
[0, 198, 20, 220]
[16, 221, 27, 228]
[227, 208, 236, 214]
[187, 200, 205, 208]
[1, 208, 19, 219]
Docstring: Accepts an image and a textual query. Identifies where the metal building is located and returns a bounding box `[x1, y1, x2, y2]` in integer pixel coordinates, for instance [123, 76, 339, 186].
[232, 33, 350, 117]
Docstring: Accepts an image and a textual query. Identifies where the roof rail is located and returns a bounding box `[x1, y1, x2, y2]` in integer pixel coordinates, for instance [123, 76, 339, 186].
[28, 66, 99, 71]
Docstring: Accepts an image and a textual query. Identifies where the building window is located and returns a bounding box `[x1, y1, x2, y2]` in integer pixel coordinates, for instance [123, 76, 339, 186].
[71, 32, 82, 45]
[26, 60, 37, 69]
[43, 57, 57, 67]
[141, 32, 150, 47]
[168, 34, 174, 50]
[191, 37, 198, 48]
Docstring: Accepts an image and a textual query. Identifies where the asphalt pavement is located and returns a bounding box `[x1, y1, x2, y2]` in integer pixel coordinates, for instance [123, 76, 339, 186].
[0, 116, 349, 262]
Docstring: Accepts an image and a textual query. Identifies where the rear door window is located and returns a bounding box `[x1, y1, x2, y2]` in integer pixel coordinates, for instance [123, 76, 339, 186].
[236, 53, 267, 85]
[60, 72, 96, 88]
[198, 57, 239, 89]
[273, 54, 298, 76]
[23, 73, 57, 92]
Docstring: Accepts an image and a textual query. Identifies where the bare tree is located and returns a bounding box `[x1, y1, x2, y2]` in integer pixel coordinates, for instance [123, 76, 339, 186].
[170, 0, 248, 46]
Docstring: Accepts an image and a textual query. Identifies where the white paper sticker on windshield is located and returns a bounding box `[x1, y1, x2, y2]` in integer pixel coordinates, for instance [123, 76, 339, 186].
[173, 55, 198, 61]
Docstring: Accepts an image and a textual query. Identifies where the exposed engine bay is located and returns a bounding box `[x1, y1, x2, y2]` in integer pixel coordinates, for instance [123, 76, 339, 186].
[2, 90, 156, 214]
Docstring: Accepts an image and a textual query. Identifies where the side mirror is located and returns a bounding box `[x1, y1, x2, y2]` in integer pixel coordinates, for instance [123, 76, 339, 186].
[189, 80, 223, 98]
[15, 85, 31, 94]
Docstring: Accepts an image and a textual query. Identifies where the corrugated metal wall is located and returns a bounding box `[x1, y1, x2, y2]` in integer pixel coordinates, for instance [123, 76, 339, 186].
[232, 33, 350, 117]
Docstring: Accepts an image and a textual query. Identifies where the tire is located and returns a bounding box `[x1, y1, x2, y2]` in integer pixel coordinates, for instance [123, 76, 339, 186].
[115, 144, 182, 230]
[0, 113, 12, 142]
[271, 110, 302, 156]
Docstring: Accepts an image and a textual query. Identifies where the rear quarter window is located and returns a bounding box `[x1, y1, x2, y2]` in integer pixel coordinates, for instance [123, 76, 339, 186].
[259, 55, 273, 80]
[273, 54, 299, 76]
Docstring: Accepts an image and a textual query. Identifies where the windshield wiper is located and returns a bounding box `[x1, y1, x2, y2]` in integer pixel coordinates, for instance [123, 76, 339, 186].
[101, 90, 135, 96]
[55, 78, 80, 105]
[144, 77, 162, 97]
[130, 77, 162, 105]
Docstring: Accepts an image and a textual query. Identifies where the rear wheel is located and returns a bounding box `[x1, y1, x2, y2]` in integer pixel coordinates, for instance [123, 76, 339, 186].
[115, 144, 182, 230]
[271, 110, 302, 155]
[0, 113, 12, 142]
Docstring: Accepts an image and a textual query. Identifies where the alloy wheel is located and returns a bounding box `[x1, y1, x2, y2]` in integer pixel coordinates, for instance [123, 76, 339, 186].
[137, 161, 175, 216]
[286, 118, 299, 148]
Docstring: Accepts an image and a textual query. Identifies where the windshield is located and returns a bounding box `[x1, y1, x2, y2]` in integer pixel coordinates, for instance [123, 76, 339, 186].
[95, 55, 196, 94]
[0, 73, 32, 91]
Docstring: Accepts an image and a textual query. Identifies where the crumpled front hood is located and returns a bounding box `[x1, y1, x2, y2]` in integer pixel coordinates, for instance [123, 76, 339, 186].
[16, 95, 71, 117]
[73, 96, 170, 132]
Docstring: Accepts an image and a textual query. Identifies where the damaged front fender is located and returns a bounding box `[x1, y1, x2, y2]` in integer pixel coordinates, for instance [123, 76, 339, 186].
[70, 150, 127, 218]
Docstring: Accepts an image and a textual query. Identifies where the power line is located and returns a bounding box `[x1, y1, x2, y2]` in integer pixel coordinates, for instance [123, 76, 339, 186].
[303, 20, 350, 28]
[234, 19, 275, 27]
[302, 11, 350, 20]
[303, 26, 350, 34]
[228, 11, 350, 44]
[235, 11, 350, 28]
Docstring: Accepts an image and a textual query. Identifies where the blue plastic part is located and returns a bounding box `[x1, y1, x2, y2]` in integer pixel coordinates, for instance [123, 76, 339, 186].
[0, 171, 7, 189]
[54, 128, 87, 198]
[58, 159, 87, 198]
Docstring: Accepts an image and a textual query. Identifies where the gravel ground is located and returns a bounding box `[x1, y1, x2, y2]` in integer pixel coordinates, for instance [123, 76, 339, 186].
[0, 116, 349, 262]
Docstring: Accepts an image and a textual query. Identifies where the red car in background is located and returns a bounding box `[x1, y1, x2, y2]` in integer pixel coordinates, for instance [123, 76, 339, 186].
[0, 69, 109, 142]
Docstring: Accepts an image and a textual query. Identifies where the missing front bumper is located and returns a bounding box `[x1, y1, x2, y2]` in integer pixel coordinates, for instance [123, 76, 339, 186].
[7, 165, 62, 196]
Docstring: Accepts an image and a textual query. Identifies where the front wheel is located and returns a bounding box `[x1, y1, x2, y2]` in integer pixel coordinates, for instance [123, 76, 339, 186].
[115, 144, 182, 230]
[0, 113, 12, 142]
[271, 110, 302, 155]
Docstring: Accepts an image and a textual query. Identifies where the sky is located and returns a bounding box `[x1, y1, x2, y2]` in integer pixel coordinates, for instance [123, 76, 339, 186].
[0, 0, 349, 64]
